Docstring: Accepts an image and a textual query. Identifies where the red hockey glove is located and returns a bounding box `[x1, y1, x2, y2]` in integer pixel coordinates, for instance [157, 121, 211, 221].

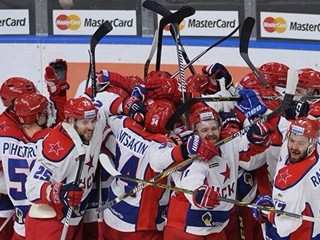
[45, 59, 69, 95]
[247, 122, 272, 146]
[49, 58, 67, 82]
[181, 134, 219, 161]
[50, 182, 84, 208]
[193, 185, 220, 209]
[145, 77, 180, 99]
[220, 111, 241, 130]
[202, 63, 232, 90]
[122, 96, 146, 123]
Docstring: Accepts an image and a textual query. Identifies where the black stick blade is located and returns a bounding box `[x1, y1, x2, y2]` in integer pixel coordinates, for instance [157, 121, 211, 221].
[239, 17, 270, 87]
[143, 0, 171, 17]
[239, 17, 255, 54]
[90, 21, 113, 52]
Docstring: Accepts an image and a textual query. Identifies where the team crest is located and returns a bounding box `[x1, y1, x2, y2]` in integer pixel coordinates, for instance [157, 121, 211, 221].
[202, 212, 212, 226]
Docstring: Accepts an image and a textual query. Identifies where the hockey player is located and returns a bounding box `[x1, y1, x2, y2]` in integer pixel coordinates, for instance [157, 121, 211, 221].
[101, 99, 219, 240]
[164, 95, 274, 239]
[253, 117, 320, 239]
[0, 77, 36, 240]
[0, 92, 50, 239]
[25, 88, 146, 239]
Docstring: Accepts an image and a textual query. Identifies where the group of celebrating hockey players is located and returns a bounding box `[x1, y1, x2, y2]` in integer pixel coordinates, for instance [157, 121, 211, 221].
[0, 54, 320, 240]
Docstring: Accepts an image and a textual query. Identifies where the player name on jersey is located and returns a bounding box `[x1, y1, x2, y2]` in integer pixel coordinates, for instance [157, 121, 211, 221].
[117, 129, 149, 156]
[2, 142, 36, 158]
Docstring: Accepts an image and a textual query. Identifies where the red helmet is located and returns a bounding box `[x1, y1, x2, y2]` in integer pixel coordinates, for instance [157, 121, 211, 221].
[298, 68, 320, 94]
[258, 62, 289, 87]
[189, 106, 221, 130]
[14, 93, 48, 124]
[238, 72, 271, 90]
[105, 86, 130, 98]
[0, 77, 36, 107]
[186, 74, 209, 93]
[64, 97, 97, 119]
[289, 118, 320, 140]
[144, 99, 176, 134]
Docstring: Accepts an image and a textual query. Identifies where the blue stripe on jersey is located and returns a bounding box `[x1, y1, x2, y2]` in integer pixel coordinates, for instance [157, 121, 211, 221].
[265, 221, 290, 240]
[186, 208, 231, 228]
[108, 189, 166, 225]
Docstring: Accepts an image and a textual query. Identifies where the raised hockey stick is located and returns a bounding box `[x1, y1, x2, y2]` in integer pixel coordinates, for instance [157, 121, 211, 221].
[170, 24, 241, 78]
[155, 6, 195, 72]
[240, 17, 270, 88]
[144, 28, 159, 78]
[143, 0, 196, 75]
[60, 123, 86, 240]
[102, 156, 320, 223]
[85, 21, 113, 97]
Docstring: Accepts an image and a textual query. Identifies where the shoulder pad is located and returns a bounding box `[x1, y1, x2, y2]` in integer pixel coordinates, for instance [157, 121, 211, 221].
[275, 156, 317, 190]
[42, 127, 75, 162]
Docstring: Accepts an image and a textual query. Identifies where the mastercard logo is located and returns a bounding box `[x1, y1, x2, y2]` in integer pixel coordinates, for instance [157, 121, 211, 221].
[164, 20, 185, 32]
[263, 17, 287, 33]
[56, 14, 81, 31]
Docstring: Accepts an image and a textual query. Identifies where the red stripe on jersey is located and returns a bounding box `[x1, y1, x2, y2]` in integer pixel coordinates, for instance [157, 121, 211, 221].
[290, 202, 314, 240]
[166, 192, 191, 231]
[137, 165, 167, 230]
[110, 97, 123, 115]
[33, 182, 50, 204]
[240, 143, 268, 162]
[255, 165, 272, 196]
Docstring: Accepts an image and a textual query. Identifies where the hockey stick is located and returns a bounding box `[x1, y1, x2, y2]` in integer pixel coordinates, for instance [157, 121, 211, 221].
[144, 28, 159, 78]
[143, 0, 196, 75]
[100, 153, 194, 195]
[165, 91, 317, 131]
[155, 6, 195, 72]
[85, 21, 113, 97]
[220, 198, 320, 223]
[100, 153, 198, 211]
[0, 210, 14, 233]
[102, 156, 319, 223]
[170, 24, 241, 78]
[240, 17, 270, 88]
[60, 123, 86, 240]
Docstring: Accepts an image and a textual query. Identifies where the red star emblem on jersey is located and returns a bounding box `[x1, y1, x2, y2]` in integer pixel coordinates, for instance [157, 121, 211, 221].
[277, 169, 292, 184]
[85, 155, 94, 172]
[0, 121, 8, 131]
[220, 164, 230, 183]
[48, 141, 63, 156]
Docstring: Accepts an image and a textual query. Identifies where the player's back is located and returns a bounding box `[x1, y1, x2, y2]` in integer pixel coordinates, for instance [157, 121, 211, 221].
[104, 115, 178, 232]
